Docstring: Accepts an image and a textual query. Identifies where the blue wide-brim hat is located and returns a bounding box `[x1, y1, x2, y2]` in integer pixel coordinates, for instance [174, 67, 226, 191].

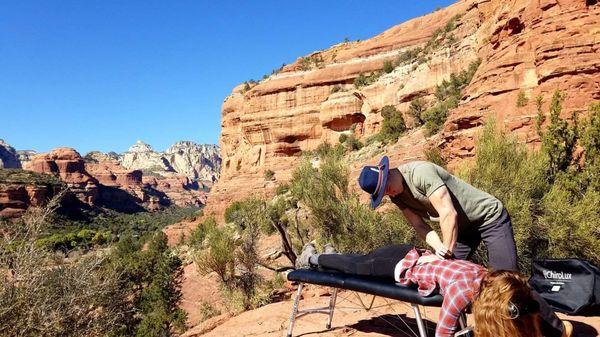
[358, 156, 389, 209]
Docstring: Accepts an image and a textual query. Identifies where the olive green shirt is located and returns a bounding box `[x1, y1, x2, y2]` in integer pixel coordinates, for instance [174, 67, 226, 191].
[390, 161, 503, 231]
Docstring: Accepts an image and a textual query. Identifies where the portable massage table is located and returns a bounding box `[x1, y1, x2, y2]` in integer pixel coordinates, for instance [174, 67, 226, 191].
[286, 269, 467, 337]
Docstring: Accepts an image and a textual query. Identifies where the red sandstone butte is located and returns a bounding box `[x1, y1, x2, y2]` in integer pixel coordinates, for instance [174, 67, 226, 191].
[203, 0, 600, 221]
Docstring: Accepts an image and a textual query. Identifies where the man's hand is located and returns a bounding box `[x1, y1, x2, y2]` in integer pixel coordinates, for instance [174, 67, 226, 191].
[425, 230, 452, 259]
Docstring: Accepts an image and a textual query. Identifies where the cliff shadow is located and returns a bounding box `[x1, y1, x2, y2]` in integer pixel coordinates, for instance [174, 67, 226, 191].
[345, 313, 436, 336]
[97, 186, 146, 213]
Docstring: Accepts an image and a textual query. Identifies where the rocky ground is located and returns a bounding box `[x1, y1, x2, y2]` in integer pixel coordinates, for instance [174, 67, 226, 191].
[182, 285, 600, 337]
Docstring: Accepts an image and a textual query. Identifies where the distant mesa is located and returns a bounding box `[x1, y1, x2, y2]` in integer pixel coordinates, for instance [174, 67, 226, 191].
[0, 139, 221, 219]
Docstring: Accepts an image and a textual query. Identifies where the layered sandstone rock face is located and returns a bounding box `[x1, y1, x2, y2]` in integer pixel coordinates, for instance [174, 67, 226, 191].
[0, 140, 22, 169]
[120, 140, 220, 182]
[205, 0, 600, 219]
[25, 148, 100, 205]
[0, 169, 63, 219]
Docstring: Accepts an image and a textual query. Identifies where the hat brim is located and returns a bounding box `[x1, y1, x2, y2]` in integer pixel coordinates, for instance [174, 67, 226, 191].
[370, 156, 389, 209]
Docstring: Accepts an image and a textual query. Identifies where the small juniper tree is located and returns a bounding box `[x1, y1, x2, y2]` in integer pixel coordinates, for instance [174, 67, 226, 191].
[540, 90, 578, 180]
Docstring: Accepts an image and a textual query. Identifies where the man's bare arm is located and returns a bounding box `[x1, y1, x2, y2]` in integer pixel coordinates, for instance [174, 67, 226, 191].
[401, 207, 432, 238]
[428, 186, 459, 253]
[401, 208, 448, 257]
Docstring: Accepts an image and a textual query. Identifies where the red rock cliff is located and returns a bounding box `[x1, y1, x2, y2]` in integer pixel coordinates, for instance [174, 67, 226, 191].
[204, 0, 599, 219]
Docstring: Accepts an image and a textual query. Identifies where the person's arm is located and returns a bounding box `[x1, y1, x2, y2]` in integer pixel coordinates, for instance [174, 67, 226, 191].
[401, 208, 450, 258]
[428, 186, 458, 255]
[436, 280, 472, 337]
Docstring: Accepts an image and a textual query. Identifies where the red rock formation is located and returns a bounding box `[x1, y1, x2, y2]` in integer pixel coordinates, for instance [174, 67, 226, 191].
[0, 169, 64, 219]
[19, 148, 207, 213]
[25, 148, 99, 205]
[205, 0, 600, 220]
[143, 175, 208, 207]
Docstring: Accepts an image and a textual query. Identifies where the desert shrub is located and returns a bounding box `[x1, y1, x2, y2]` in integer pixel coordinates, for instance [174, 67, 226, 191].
[187, 217, 217, 247]
[516, 91, 528, 107]
[378, 105, 407, 143]
[424, 147, 447, 168]
[37, 228, 111, 252]
[108, 232, 187, 337]
[330, 85, 342, 93]
[424, 15, 462, 52]
[264, 169, 275, 181]
[134, 233, 187, 337]
[224, 198, 271, 233]
[540, 181, 600, 265]
[195, 224, 237, 283]
[383, 59, 394, 73]
[539, 90, 578, 180]
[537, 101, 600, 265]
[395, 47, 423, 66]
[275, 182, 290, 195]
[463, 100, 600, 269]
[299, 55, 325, 71]
[340, 134, 363, 151]
[193, 210, 277, 312]
[408, 97, 427, 126]
[199, 301, 221, 322]
[0, 204, 128, 337]
[289, 149, 422, 253]
[422, 96, 458, 135]
[463, 120, 549, 270]
[354, 71, 383, 88]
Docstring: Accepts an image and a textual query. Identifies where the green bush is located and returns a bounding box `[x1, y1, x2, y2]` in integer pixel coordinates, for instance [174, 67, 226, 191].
[193, 203, 278, 312]
[354, 71, 383, 88]
[289, 149, 422, 253]
[378, 105, 407, 143]
[539, 90, 578, 180]
[264, 169, 275, 181]
[422, 96, 458, 135]
[330, 85, 342, 93]
[187, 217, 217, 247]
[275, 183, 290, 195]
[341, 134, 363, 151]
[463, 120, 548, 270]
[199, 301, 221, 322]
[395, 47, 423, 66]
[516, 91, 528, 107]
[194, 225, 237, 283]
[462, 100, 600, 269]
[0, 207, 128, 337]
[383, 59, 394, 73]
[408, 97, 427, 126]
[424, 147, 447, 168]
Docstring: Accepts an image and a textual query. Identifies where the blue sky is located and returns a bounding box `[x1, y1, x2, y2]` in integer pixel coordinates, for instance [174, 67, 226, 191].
[0, 0, 455, 154]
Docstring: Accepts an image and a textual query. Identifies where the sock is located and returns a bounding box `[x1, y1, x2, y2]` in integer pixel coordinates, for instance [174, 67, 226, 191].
[309, 253, 321, 267]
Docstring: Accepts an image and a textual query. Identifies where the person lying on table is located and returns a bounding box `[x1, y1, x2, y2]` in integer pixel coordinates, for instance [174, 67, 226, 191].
[296, 243, 572, 337]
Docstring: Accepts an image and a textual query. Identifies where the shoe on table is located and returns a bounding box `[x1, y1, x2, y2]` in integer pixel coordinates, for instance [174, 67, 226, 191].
[323, 243, 337, 254]
[295, 242, 317, 269]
